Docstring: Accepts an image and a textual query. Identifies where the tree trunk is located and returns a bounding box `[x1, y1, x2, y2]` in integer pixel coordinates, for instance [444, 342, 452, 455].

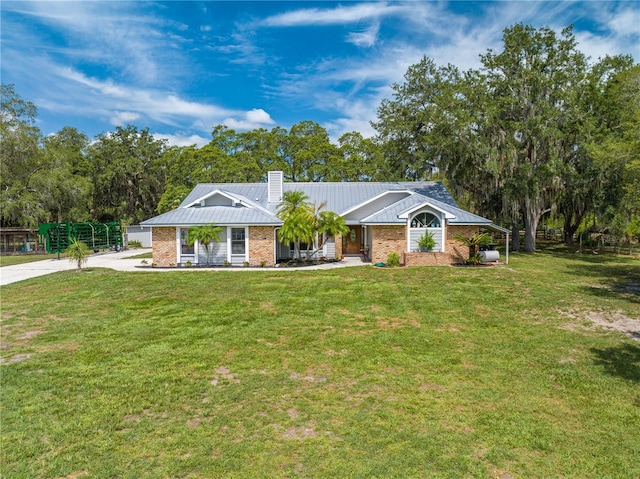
[563, 210, 584, 246]
[523, 197, 543, 253]
[511, 211, 520, 252]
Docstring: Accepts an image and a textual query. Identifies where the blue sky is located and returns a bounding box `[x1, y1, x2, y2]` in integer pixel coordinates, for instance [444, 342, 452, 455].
[2, 1, 638, 146]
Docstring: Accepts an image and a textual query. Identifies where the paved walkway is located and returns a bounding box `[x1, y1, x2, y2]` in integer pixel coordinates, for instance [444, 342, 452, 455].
[0, 250, 369, 286]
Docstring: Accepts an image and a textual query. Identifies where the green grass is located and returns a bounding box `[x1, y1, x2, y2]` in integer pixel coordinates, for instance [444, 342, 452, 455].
[124, 251, 153, 259]
[1, 248, 639, 478]
[0, 253, 59, 267]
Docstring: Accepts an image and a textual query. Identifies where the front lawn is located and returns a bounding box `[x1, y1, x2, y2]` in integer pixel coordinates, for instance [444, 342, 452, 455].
[1, 250, 638, 478]
[0, 253, 59, 267]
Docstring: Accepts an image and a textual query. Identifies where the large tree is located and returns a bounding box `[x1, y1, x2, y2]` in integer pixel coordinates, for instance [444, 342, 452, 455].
[86, 125, 169, 224]
[374, 24, 635, 252]
[0, 84, 46, 228]
[588, 65, 640, 245]
[334, 132, 388, 181]
[41, 127, 93, 223]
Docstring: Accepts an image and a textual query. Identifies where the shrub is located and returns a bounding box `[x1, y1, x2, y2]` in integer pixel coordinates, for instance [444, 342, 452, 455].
[417, 231, 437, 251]
[454, 232, 491, 259]
[65, 239, 90, 272]
[387, 252, 401, 267]
[128, 240, 143, 248]
[465, 253, 483, 265]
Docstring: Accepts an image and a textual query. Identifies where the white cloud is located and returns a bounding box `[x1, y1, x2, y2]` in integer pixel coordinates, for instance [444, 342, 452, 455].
[111, 111, 141, 126]
[608, 9, 640, 37]
[245, 108, 275, 125]
[4, 1, 183, 86]
[48, 67, 275, 134]
[223, 108, 276, 130]
[154, 132, 210, 148]
[261, 2, 406, 27]
[347, 22, 380, 48]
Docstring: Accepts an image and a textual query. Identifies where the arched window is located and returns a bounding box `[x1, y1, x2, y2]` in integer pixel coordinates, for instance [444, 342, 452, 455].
[411, 212, 440, 228]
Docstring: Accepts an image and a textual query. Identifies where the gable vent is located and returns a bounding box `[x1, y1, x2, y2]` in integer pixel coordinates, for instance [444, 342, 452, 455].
[268, 171, 283, 203]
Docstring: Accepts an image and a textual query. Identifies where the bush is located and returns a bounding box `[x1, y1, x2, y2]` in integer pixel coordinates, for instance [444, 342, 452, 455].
[387, 252, 401, 267]
[465, 253, 483, 265]
[128, 240, 143, 248]
[417, 231, 437, 251]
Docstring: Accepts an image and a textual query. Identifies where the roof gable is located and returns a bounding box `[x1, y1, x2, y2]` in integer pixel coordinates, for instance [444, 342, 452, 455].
[143, 177, 498, 228]
[185, 189, 242, 208]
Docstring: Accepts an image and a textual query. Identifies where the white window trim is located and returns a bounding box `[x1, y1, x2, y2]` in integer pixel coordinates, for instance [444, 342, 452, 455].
[175, 228, 181, 265]
[407, 210, 446, 253]
[227, 226, 248, 263]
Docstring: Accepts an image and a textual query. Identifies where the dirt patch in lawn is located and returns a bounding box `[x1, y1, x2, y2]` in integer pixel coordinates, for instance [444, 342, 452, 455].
[558, 308, 640, 341]
[210, 366, 240, 386]
[282, 425, 318, 440]
[0, 353, 32, 365]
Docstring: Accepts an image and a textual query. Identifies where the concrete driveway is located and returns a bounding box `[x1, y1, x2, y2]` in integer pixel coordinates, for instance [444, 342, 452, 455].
[0, 249, 153, 286]
[0, 250, 367, 286]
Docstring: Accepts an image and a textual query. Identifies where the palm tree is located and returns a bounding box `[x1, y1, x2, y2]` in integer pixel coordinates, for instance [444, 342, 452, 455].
[66, 238, 90, 272]
[187, 224, 223, 266]
[454, 232, 491, 260]
[277, 190, 314, 259]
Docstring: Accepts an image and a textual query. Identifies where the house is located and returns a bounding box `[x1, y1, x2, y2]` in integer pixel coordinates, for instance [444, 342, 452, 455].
[140, 171, 510, 267]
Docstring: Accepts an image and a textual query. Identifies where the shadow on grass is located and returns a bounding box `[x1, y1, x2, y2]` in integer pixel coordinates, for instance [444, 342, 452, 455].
[591, 343, 640, 382]
[567, 261, 640, 304]
[532, 243, 640, 304]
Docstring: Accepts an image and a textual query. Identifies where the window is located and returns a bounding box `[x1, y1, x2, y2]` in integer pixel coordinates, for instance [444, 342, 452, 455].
[231, 228, 245, 254]
[181, 228, 194, 254]
[411, 212, 440, 228]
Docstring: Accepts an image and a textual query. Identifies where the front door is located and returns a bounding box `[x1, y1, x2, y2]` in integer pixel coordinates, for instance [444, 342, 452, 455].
[343, 226, 361, 255]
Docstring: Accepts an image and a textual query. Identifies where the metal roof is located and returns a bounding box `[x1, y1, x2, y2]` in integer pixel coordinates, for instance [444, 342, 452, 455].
[142, 180, 501, 228]
[141, 205, 282, 227]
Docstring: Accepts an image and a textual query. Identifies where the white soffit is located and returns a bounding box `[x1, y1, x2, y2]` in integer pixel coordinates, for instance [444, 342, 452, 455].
[398, 202, 456, 220]
[339, 190, 412, 216]
[184, 189, 244, 208]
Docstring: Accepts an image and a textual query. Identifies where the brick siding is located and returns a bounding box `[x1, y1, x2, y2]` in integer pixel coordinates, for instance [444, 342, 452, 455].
[446, 225, 477, 262]
[403, 225, 479, 266]
[371, 225, 406, 264]
[249, 226, 276, 266]
[151, 223, 482, 268]
[335, 234, 343, 258]
[152, 227, 177, 267]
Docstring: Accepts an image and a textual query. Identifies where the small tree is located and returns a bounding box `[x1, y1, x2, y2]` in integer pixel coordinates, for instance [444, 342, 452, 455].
[305, 210, 350, 258]
[66, 238, 90, 272]
[187, 224, 223, 266]
[277, 211, 314, 259]
[277, 190, 314, 259]
[454, 232, 491, 260]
